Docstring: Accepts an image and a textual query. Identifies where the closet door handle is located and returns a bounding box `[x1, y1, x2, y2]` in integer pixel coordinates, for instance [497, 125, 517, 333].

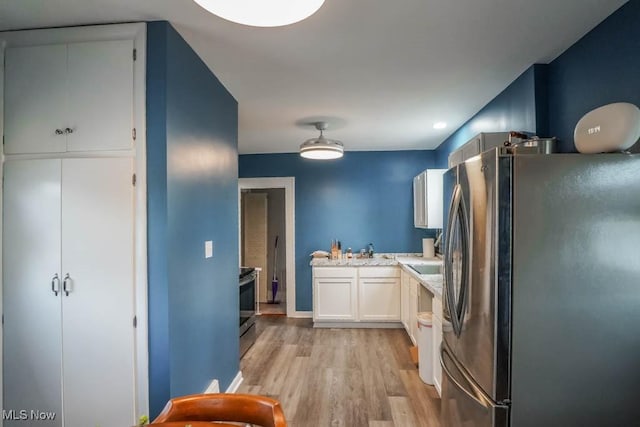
[55, 129, 64, 135]
[64, 127, 74, 135]
[63, 273, 72, 296]
[51, 274, 60, 296]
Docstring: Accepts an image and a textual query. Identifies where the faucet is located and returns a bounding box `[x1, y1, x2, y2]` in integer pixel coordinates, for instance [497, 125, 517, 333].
[434, 230, 443, 254]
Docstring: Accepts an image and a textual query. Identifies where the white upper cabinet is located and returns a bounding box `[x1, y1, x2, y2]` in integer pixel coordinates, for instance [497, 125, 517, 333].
[4, 40, 134, 154]
[413, 169, 446, 229]
[4, 44, 69, 154]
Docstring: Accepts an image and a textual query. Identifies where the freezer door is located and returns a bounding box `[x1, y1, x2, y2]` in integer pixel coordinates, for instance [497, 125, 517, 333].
[441, 344, 509, 427]
[443, 150, 512, 403]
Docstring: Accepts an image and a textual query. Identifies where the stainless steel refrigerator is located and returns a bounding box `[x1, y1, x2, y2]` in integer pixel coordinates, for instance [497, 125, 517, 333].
[440, 148, 640, 427]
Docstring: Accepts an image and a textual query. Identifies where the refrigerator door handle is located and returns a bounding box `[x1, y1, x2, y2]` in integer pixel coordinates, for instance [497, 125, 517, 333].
[445, 184, 462, 334]
[445, 183, 470, 337]
[457, 189, 471, 334]
[441, 344, 494, 409]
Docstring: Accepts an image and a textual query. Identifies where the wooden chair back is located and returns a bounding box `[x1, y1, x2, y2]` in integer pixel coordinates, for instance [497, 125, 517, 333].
[151, 393, 287, 427]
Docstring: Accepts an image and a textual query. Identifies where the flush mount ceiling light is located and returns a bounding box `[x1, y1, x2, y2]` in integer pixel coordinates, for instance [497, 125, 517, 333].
[300, 122, 344, 160]
[193, 0, 325, 27]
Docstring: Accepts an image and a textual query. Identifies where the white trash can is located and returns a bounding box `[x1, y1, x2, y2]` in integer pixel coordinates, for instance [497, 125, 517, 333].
[417, 311, 434, 385]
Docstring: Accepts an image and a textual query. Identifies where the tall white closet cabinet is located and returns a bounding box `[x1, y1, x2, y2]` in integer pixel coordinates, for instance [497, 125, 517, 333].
[1, 24, 146, 427]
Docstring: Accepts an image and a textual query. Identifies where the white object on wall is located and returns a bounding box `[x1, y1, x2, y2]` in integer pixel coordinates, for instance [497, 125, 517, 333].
[574, 102, 640, 153]
[422, 238, 435, 258]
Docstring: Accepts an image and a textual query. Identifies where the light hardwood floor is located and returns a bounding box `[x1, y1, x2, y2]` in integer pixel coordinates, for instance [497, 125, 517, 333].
[238, 317, 441, 427]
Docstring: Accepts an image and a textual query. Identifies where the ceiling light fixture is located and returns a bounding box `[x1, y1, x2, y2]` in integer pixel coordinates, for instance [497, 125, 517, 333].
[193, 0, 325, 27]
[433, 122, 447, 129]
[300, 122, 344, 160]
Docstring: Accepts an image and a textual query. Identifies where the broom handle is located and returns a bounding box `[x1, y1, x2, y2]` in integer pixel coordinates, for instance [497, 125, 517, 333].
[272, 236, 279, 281]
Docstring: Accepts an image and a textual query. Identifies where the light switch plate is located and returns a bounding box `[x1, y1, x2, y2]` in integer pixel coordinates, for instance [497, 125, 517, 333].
[205, 240, 213, 258]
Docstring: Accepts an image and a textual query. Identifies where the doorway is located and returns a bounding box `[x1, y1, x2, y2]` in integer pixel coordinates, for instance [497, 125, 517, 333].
[239, 178, 296, 317]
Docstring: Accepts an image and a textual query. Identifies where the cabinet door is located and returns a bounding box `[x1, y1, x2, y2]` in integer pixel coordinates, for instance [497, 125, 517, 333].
[3, 159, 63, 427]
[66, 40, 134, 152]
[425, 169, 445, 229]
[401, 271, 409, 330]
[60, 158, 135, 426]
[314, 277, 357, 321]
[4, 45, 68, 154]
[413, 173, 426, 228]
[359, 277, 401, 321]
[433, 314, 443, 396]
[409, 279, 418, 345]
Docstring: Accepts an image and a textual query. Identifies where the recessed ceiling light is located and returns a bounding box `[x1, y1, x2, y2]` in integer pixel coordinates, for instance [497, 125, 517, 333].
[433, 122, 447, 130]
[193, 0, 326, 27]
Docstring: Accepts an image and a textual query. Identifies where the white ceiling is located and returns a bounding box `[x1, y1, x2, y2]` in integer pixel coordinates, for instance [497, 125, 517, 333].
[0, 0, 627, 154]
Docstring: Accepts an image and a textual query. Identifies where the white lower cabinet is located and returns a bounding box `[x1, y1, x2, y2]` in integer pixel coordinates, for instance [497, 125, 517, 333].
[313, 266, 400, 323]
[400, 268, 444, 394]
[313, 267, 357, 321]
[408, 277, 419, 345]
[401, 270, 410, 330]
[358, 267, 400, 321]
[432, 296, 443, 396]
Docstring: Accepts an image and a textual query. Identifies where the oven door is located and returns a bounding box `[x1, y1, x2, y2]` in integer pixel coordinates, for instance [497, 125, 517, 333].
[239, 272, 256, 332]
[239, 272, 257, 357]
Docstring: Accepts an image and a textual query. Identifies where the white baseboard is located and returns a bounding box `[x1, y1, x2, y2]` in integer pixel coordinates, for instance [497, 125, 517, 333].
[289, 311, 312, 318]
[204, 379, 220, 393]
[225, 371, 243, 393]
[313, 321, 404, 329]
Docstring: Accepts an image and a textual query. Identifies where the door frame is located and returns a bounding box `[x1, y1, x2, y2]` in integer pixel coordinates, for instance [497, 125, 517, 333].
[0, 23, 149, 421]
[239, 177, 299, 317]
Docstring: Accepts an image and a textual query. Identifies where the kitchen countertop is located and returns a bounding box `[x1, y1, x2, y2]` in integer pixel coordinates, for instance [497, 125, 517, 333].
[311, 253, 443, 298]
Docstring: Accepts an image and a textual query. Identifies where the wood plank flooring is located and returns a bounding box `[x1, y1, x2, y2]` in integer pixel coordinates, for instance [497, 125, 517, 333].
[238, 317, 441, 427]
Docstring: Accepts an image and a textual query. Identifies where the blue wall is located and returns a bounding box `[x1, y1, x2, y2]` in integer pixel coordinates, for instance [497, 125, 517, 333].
[147, 22, 239, 418]
[434, 65, 545, 167]
[239, 151, 437, 311]
[547, 0, 640, 152]
[434, 1, 637, 162]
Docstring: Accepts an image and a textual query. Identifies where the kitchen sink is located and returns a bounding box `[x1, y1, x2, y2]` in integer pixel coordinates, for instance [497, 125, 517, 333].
[408, 264, 441, 275]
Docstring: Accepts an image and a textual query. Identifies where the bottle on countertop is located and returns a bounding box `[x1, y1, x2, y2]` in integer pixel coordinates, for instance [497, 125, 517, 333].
[347, 248, 353, 259]
[368, 243, 374, 258]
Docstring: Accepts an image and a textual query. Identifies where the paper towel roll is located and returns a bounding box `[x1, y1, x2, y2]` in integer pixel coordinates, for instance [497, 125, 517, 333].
[422, 238, 435, 258]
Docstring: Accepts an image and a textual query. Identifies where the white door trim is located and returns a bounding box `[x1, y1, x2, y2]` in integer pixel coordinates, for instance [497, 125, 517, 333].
[239, 177, 297, 317]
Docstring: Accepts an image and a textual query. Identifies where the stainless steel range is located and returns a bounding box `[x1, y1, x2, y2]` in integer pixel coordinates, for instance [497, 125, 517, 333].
[239, 267, 257, 357]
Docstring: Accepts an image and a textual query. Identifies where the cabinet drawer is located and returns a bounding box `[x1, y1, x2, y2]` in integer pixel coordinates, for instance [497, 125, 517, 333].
[358, 266, 400, 278]
[313, 267, 357, 278]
